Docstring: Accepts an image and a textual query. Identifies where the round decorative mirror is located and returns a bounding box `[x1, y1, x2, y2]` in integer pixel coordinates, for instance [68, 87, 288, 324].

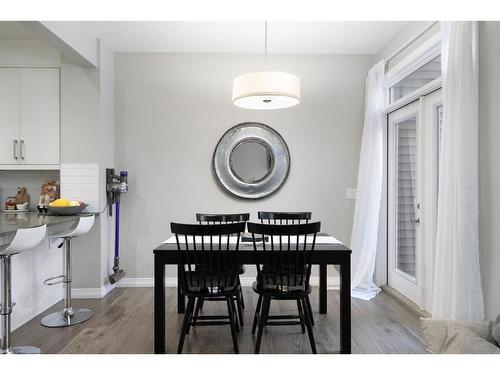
[213, 122, 290, 199]
[229, 139, 274, 184]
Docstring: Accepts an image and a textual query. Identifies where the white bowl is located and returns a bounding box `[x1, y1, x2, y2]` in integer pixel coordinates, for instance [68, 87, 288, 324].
[16, 202, 29, 210]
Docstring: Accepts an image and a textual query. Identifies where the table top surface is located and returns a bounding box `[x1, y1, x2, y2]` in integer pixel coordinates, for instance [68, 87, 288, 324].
[154, 233, 351, 253]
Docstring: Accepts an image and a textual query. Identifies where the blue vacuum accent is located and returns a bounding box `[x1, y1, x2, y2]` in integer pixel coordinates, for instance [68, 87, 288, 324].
[114, 201, 120, 259]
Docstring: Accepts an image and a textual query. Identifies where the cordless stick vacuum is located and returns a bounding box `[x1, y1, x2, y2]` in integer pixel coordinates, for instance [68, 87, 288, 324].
[107, 169, 128, 284]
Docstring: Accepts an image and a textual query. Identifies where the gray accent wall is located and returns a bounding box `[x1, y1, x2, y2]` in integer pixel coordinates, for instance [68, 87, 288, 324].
[114, 53, 373, 279]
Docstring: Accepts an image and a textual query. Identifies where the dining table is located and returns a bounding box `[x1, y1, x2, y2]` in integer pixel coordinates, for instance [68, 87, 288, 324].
[153, 232, 352, 354]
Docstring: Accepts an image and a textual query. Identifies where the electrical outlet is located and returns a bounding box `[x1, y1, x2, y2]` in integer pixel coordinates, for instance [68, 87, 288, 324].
[346, 188, 357, 200]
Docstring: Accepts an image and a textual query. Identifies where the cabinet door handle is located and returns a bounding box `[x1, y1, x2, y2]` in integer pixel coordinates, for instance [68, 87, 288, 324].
[20, 139, 25, 160]
[13, 140, 18, 160]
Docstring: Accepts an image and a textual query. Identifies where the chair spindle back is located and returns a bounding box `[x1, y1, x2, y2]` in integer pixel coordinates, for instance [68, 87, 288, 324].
[257, 211, 311, 225]
[196, 213, 250, 225]
[171, 222, 246, 296]
[247, 221, 321, 292]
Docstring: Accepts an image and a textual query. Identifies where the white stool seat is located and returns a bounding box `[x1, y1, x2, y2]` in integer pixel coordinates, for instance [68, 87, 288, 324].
[50, 215, 95, 239]
[1, 224, 46, 354]
[0, 225, 47, 256]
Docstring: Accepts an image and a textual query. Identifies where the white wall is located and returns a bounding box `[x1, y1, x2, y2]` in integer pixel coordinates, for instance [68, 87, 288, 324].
[478, 21, 500, 320]
[114, 52, 372, 280]
[60, 61, 100, 163]
[97, 40, 116, 291]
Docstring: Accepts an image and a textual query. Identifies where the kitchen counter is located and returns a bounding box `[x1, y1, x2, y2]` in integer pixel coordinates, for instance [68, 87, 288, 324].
[0, 211, 97, 237]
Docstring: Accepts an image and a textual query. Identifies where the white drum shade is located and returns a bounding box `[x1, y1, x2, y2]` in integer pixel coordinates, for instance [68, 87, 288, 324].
[232, 71, 300, 110]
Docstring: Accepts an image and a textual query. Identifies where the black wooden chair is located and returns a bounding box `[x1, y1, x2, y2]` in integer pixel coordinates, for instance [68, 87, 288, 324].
[257, 211, 315, 326]
[248, 221, 321, 354]
[196, 213, 250, 224]
[171, 221, 245, 354]
[258, 211, 311, 224]
[195, 213, 249, 327]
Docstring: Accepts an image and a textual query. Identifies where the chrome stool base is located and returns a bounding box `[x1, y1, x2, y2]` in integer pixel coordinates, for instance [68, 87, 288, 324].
[41, 308, 93, 328]
[2, 346, 41, 354]
[42, 230, 95, 329]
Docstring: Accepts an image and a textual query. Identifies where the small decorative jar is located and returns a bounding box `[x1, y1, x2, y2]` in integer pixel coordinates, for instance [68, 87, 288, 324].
[5, 197, 17, 210]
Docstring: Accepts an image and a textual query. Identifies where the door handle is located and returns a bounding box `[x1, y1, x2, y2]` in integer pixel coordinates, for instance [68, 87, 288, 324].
[13, 140, 18, 160]
[20, 139, 24, 160]
[415, 218, 421, 224]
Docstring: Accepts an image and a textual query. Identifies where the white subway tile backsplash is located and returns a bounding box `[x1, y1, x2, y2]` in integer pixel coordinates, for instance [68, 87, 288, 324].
[60, 176, 99, 184]
[0, 170, 60, 209]
[60, 163, 99, 212]
[1, 165, 101, 213]
[60, 165, 100, 177]
[62, 184, 99, 191]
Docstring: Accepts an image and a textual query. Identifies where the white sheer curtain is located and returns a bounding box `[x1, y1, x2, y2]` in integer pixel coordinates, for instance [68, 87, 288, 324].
[432, 21, 484, 320]
[350, 62, 385, 300]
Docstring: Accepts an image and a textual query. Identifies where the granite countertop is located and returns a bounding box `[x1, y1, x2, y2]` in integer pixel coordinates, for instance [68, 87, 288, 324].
[0, 210, 98, 237]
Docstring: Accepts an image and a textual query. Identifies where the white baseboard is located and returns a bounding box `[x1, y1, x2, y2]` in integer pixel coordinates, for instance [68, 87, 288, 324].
[116, 277, 162, 287]
[117, 276, 340, 290]
[72, 283, 115, 299]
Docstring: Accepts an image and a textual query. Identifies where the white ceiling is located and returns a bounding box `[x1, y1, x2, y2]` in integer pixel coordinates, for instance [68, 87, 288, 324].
[3, 21, 408, 55]
[46, 21, 408, 55]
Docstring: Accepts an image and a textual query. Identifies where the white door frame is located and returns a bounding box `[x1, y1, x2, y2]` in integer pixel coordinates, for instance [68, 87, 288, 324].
[420, 89, 442, 311]
[388, 101, 422, 306]
[386, 90, 441, 312]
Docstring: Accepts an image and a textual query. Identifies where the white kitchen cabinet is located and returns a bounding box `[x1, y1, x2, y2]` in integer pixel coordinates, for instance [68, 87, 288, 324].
[19, 69, 60, 165]
[0, 69, 20, 165]
[0, 68, 60, 168]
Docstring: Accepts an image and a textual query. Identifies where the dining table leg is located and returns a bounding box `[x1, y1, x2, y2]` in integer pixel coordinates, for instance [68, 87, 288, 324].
[319, 263, 327, 314]
[154, 254, 165, 354]
[177, 265, 185, 314]
[339, 255, 351, 354]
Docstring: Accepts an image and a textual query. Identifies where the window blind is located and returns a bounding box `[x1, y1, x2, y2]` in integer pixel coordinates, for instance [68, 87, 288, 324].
[396, 119, 417, 277]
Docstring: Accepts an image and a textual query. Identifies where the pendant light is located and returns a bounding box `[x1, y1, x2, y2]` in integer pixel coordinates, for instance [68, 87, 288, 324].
[232, 22, 300, 110]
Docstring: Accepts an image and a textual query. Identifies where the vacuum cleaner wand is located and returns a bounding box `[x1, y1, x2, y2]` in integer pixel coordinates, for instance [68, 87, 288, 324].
[107, 169, 128, 284]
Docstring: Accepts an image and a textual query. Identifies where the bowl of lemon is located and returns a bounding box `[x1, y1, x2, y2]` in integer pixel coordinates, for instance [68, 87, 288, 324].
[47, 199, 88, 216]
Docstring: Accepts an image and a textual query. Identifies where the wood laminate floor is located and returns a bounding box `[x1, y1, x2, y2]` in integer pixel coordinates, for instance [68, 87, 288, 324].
[12, 287, 426, 354]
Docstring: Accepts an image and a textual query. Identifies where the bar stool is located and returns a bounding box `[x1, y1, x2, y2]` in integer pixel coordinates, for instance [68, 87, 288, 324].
[0, 224, 47, 354]
[41, 215, 95, 328]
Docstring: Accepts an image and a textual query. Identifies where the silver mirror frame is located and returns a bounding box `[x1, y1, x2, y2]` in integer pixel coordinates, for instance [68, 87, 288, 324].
[213, 122, 290, 200]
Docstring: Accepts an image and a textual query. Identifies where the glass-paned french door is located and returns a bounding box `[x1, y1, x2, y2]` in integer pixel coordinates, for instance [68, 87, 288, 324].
[387, 89, 441, 311]
[395, 116, 417, 278]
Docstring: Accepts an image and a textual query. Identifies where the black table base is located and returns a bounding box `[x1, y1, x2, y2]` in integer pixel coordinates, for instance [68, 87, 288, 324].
[153, 243, 351, 354]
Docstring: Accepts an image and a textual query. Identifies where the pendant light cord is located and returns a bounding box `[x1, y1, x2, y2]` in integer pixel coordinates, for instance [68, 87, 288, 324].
[264, 20, 268, 67]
